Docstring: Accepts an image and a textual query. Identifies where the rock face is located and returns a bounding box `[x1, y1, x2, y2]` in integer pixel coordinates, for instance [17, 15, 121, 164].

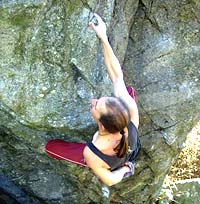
[172, 179, 200, 204]
[159, 178, 200, 204]
[0, 0, 199, 204]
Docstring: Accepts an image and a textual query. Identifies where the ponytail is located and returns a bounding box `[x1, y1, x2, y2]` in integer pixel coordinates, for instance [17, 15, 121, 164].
[99, 97, 130, 158]
[114, 130, 128, 158]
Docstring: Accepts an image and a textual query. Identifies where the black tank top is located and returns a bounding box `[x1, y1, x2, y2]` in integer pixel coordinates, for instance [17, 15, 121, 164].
[87, 122, 141, 171]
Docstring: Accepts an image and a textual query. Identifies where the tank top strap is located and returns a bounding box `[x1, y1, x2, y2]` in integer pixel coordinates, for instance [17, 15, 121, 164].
[87, 142, 105, 160]
[87, 142, 127, 171]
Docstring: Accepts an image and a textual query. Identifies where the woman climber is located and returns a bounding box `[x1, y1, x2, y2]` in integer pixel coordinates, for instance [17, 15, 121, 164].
[83, 13, 141, 186]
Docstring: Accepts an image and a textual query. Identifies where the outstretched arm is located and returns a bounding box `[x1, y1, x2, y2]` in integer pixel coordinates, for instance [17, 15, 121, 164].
[89, 14, 122, 83]
[89, 14, 139, 128]
[83, 147, 131, 186]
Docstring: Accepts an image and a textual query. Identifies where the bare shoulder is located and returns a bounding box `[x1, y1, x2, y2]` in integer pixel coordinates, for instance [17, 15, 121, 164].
[83, 146, 109, 169]
[83, 146, 99, 167]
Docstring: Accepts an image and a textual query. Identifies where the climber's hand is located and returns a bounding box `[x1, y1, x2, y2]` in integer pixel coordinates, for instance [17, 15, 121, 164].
[123, 162, 135, 178]
[88, 13, 107, 42]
